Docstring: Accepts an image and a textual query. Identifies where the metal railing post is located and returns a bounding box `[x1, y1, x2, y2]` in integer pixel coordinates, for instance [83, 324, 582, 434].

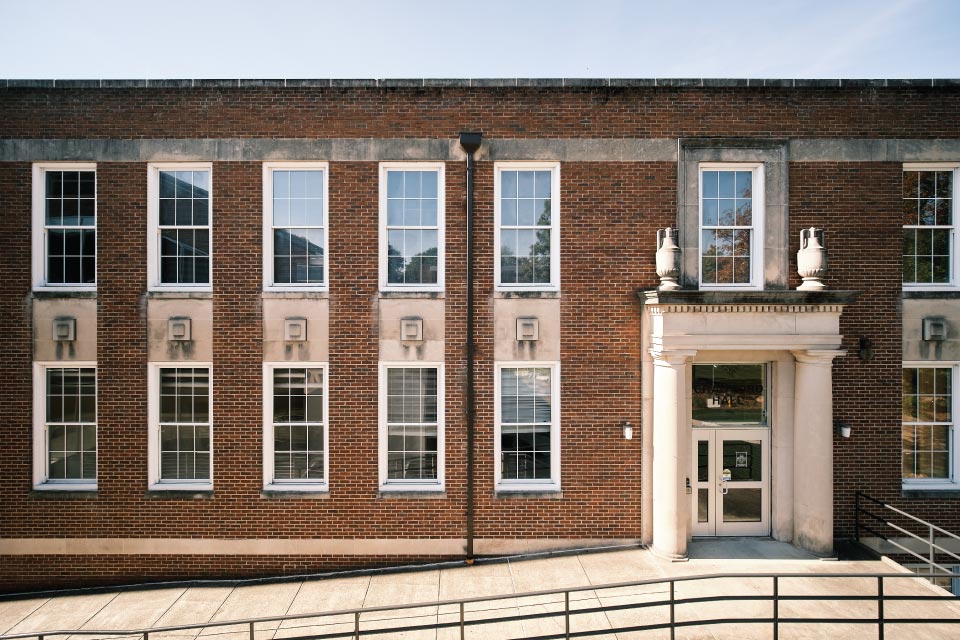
[772, 576, 779, 640]
[877, 576, 884, 640]
[564, 591, 570, 640]
[248, 622, 253, 640]
[144, 633, 149, 640]
[354, 612, 360, 640]
[855, 491, 860, 540]
[669, 580, 676, 640]
[929, 523, 936, 584]
[459, 601, 465, 640]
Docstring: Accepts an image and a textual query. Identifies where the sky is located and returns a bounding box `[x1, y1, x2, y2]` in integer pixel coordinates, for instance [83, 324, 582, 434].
[1, 0, 958, 79]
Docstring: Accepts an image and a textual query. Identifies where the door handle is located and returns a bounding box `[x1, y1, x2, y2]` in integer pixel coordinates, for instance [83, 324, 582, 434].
[719, 469, 731, 495]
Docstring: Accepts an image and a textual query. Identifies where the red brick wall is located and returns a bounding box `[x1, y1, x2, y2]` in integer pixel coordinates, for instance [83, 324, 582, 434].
[1, 87, 959, 139]
[789, 163, 906, 540]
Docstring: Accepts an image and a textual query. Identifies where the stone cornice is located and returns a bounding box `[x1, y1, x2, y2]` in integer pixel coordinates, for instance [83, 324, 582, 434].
[640, 289, 861, 311]
[647, 304, 847, 315]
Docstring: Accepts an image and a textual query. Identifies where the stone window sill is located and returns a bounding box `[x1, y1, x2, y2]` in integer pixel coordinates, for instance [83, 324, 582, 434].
[494, 490, 563, 499]
[262, 290, 330, 299]
[145, 489, 214, 499]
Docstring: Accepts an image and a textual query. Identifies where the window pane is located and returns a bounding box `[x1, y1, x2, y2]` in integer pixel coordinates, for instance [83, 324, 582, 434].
[384, 368, 439, 482]
[902, 367, 953, 480]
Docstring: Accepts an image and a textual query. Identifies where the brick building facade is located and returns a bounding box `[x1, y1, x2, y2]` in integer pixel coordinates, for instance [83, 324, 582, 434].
[1, 79, 959, 591]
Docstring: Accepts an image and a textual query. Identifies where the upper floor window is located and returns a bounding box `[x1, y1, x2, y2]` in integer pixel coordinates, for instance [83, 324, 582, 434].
[495, 163, 560, 291]
[148, 163, 212, 291]
[903, 166, 956, 287]
[380, 163, 444, 291]
[699, 164, 764, 289]
[495, 363, 560, 492]
[264, 163, 328, 290]
[902, 364, 957, 488]
[33, 363, 97, 491]
[32, 163, 96, 290]
[263, 364, 328, 491]
[379, 363, 444, 491]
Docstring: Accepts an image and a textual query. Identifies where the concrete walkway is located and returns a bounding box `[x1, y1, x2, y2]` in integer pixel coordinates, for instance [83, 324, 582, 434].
[1, 540, 958, 640]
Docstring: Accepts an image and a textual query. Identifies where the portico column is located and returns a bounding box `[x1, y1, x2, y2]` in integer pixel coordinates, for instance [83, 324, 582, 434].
[650, 348, 697, 560]
[791, 349, 845, 555]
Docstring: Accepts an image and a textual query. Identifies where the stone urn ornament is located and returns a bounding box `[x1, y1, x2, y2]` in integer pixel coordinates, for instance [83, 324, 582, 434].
[656, 227, 682, 291]
[797, 227, 828, 290]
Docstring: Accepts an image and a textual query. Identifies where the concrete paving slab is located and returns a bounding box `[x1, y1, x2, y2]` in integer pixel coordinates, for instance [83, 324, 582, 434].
[197, 583, 301, 640]
[273, 577, 369, 640]
[5, 594, 118, 636]
[0, 599, 49, 635]
[577, 547, 664, 585]
[69, 589, 187, 640]
[151, 587, 234, 640]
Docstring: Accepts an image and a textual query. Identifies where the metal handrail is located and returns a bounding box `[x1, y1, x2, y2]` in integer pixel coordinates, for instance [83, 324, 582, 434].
[856, 491, 960, 585]
[2, 571, 957, 640]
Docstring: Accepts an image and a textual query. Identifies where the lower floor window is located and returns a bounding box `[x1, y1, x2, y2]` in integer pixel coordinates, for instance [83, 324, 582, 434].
[380, 364, 442, 488]
[497, 364, 559, 489]
[266, 365, 327, 487]
[902, 365, 954, 482]
[40, 366, 97, 484]
[154, 365, 212, 485]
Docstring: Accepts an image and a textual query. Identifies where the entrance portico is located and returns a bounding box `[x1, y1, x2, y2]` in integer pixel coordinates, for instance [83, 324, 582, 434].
[639, 290, 859, 559]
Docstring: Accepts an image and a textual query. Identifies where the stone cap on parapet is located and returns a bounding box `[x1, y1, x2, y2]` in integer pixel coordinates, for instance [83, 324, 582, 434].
[1, 78, 959, 89]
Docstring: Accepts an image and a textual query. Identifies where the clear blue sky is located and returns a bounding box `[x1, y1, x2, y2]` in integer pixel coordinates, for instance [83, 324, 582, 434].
[2, 0, 958, 79]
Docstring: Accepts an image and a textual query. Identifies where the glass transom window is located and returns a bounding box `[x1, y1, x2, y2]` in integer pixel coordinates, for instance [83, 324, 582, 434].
[700, 169, 755, 286]
[271, 170, 325, 285]
[692, 364, 767, 425]
[903, 169, 954, 285]
[385, 169, 440, 287]
[902, 367, 952, 480]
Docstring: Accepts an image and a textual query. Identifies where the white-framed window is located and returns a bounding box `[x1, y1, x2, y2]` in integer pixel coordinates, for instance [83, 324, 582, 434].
[698, 163, 764, 290]
[902, 363, 959, 490]
[494, 362, 561, 492]
[32, 362, 97, 491]
[378, 363, 444, 491]
[903, 164, 958, 288]
[494, 162, 560, 291]
[379, 162, 445, 291]
[147, 163, 212, 291]
[148, 363, 213, 491]
[263, 162, 329, 291]
[32, 163, 97, 291]
[263, 363, 328, 491]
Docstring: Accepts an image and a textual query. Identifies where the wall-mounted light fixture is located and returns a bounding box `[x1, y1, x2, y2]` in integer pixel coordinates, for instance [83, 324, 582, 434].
[858, 337, 874, 361]
[622, 421, 633, 440]
[835, 420, 851, 438]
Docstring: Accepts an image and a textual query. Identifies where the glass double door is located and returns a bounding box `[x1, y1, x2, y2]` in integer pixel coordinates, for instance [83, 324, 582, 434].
[691, 429, 770, 536]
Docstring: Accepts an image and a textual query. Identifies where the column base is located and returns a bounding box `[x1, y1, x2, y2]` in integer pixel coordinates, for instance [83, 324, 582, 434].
[649, 544, 689, 562]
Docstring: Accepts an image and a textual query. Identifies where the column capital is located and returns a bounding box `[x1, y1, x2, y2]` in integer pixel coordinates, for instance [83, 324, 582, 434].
[791, 349, 846, 366]
[649, 348, 698, 365]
